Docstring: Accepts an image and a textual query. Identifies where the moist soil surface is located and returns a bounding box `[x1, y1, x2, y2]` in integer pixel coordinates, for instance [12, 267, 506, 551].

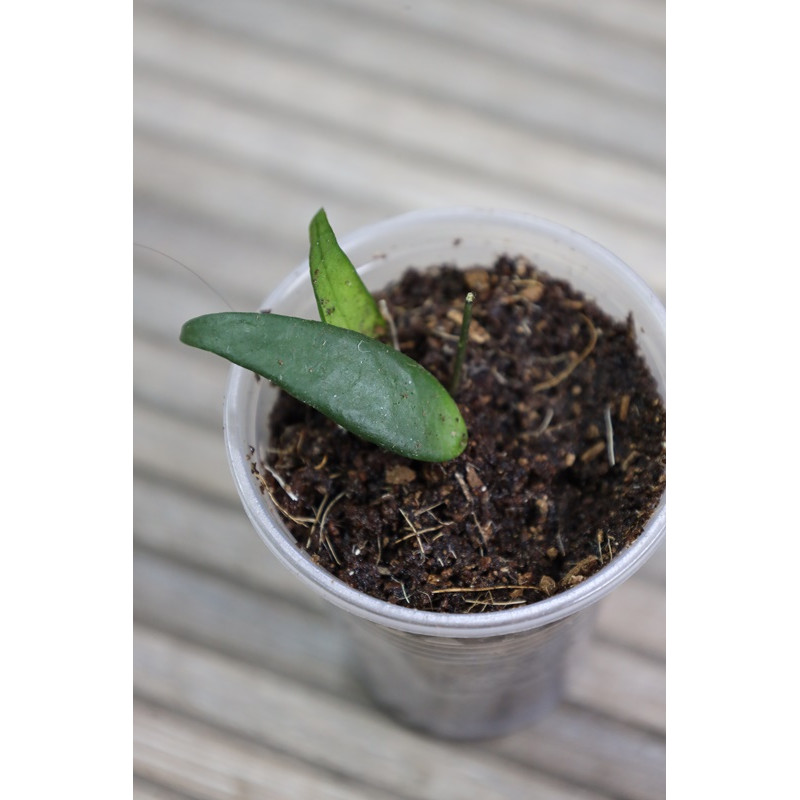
[255, 256, 666, 613]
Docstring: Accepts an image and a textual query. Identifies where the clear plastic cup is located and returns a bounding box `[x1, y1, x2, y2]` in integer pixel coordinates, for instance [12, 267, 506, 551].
[224, 207, 666, 739]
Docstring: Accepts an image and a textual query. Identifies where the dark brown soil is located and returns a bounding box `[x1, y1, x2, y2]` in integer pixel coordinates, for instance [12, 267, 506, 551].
[253, 256, 666, 613]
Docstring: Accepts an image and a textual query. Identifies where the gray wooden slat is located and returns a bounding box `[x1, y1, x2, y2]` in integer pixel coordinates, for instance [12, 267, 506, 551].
[134, 402, 232, 503]
[134, 537, 663, 699]
[133, 548, 343, 694]
[133, 473, 295, 598]
[132, 136, 407, 288]
[133, 777, 192, 800]
[132, 8, 664, 293]
[324, 0, 665, 102]
[569, 641, 665, 732]
[135, 700, 402, 800]
[133, 196, 303, 304]
[133, 14, 664, 231]
[491, 706, 665, 800]
[134, 464, 664, 659]
[499, 0, 664, 46]
[135, 569, 664, 800]
[133, 151, 664, 313]
[134, 624, 618, 800]
[133, 551, 664, 748]
[136, 0, 663, 167]
[133, 134, 664, 303]
[134, 335, 225, 430]
[597, 575, 665, 658]
[133, 1, 665, 794]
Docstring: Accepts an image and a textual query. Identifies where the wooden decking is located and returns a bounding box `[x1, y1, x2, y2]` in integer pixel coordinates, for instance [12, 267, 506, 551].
[133, 1, 665, 798]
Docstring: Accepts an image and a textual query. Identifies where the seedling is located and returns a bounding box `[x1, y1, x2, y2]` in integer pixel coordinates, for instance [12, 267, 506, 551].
[180, 209, 469, 462]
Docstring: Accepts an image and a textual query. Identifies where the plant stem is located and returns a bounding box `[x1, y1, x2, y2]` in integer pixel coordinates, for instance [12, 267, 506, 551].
[449, 292, 475, 395]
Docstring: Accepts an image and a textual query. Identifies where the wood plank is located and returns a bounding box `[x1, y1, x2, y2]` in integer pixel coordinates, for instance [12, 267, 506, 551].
[133, 473, 296, 599]
[136, 0, 663, 166]
[134, 467, 664, 657]
[133, 1, 665, 796]
[133, 196, 302, 305]
[134, 624, 618, 800]
[500, 0, 664, 46]
[133, 777, 191, 800]
[136, 689, 664, 800]
[134, 537, 664, 795]
[133, 16, 664, 231]
[133, 8, 664, 291]
[133, 548, 343, 694]
[568, 640, 665, 732]
[134, 169, 664, 327]
[597, 575, 665, 657]
[134, 539, 662, 726]
[326, 0, 665, 102]
[134, 402, 233, 503]
[132, 136, 409, 289]
[134, 334, 225, 430]
[135, 700, 402, 800]
[133, 134, 664, 303]
[491, 704, 665, 800]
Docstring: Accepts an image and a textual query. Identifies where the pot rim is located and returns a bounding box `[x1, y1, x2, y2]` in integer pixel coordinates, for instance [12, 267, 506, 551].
[224, 206, 666, 638]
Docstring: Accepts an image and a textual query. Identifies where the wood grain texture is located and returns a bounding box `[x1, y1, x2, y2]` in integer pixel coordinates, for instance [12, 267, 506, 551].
[134, 0, 665, 796]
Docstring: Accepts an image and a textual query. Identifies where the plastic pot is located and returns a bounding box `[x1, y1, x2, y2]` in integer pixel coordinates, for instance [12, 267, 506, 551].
[224, 207, 666, 739]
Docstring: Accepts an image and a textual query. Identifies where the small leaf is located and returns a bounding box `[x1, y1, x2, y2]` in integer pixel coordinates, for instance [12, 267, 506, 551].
[309, 208, 386, 337]
[180, 312, 468, 462]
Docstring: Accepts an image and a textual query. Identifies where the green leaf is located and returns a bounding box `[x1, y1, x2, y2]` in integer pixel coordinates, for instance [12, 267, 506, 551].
[309, 208, 386, 337]
[180, 312, 468, 462]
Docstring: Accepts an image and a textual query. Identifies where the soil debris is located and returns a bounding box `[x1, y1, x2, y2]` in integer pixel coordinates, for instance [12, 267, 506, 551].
[255, 256, 666, 613]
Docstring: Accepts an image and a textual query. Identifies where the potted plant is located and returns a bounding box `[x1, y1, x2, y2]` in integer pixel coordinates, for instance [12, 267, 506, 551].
[181, 207, 666, 739]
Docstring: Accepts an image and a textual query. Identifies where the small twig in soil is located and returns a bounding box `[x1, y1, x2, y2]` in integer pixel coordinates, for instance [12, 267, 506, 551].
[325, 536, 341, 565]
[529, 352, 572, 366]
[417, 500, 446, 518]
[395, 525, 444, 545]
[621, 450, 639, 471]
[532, 313, 598, 392]
[454, 471, 473, 503]
[491, 366, 508, 385]
[259, 478, 315, 527]
[465, 596, 528, 608]
[449, 292, 475, 394]
[318, 491, 346, 547]
[399, 508, 426, 559]
[307, 491, 329, 547]
[430, 327, 460, 342]
[379, 298, 400, 350]
[395, 580, 411, 604]
[314, 492, 345, 565]
[604, 404, 616, 467]
[260, 462, 299, 502]
[559, 555, 600, 588]
[532, 407, 554, 436]
[619, 394, 631, 422]
[580, 441, 607, 463]
[471, 512, 491, 548]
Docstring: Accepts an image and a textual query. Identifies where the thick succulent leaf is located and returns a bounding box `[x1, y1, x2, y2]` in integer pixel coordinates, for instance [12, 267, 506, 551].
[180, 312, 468, 462]
[308, 208, 386, 337]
